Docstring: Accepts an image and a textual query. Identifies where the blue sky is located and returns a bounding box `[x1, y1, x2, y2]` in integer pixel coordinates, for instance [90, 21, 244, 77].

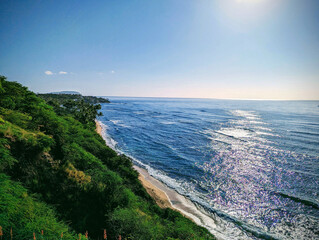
[0, 0, 318, 99]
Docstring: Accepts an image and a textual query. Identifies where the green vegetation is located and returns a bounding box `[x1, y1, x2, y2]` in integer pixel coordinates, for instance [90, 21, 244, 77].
[38, 93, 109, 126]
[0, 76, 215, 240]
[0, 174, 76, 240]
[38, 92, 110, 104]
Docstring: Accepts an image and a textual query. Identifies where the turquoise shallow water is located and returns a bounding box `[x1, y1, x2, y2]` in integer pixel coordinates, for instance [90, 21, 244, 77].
[99, 98, 319, 239]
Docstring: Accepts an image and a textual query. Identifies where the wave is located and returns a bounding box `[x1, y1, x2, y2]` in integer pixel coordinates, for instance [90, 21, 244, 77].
[306, 122, 319, 127]
[195, 203, 281, 240]
[290, 130, 319, 137]
[217, 128, 253, 138]
[160, 121, 177, 125]
[273, 191, 319, 210]
[249, 121, 267, 125]
[109, 119, 130, 128]
[255, 131, 278, 137]
[97, 120, 118, 150]
[133, 111, 145, 115]
[253, 126, 272, 131]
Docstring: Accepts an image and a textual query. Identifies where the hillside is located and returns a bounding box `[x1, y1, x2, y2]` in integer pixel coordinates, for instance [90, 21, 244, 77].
[38, 93, 110, 105]
[0, 76, 214, 240]
[49, 91, 82, 95]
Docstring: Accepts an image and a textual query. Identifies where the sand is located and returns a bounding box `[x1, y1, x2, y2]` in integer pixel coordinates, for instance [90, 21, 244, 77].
[135, 166, 173, 209]
[96, 120, 103, 136]
[95, 120, 222, 239]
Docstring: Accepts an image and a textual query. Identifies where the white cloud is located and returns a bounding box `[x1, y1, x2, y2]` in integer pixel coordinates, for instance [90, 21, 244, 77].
[111, 70, 115, 74]
[59, 71, 67, 75]
[45, 70, 53, 75]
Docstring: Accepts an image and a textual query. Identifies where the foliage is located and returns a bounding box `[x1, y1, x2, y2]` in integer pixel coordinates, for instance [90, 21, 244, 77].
[0, 174, 76, 240]
[0, 76, 215, 239]
[38, 93, 109, 126]
[38, 93, 110, 104]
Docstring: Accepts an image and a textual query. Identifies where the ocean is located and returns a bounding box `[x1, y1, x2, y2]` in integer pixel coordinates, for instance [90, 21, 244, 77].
[98, 97, 319, 240]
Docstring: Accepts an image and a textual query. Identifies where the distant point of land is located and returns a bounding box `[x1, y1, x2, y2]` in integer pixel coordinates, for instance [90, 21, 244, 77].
[49, 91, 81, 95]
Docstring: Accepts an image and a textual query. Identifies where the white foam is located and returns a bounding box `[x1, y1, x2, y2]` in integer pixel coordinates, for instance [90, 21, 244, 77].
[110, 119, 120, 124]
[217, 128, 252, 139]
[255, 131, 279, 137]
[97, 120, 118, 150]
[249, 120, 266, 125]
[161, 121, 176, 125]
[109, 119, 130, 128]
[134, 111, 145, 115]
[253, 126, 272, 131]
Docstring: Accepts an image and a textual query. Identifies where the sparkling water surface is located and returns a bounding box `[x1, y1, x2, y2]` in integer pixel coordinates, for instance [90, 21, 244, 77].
[99, 98, 319, 240]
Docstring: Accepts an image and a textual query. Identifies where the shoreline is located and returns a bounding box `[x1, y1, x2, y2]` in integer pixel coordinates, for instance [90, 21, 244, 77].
[95, 120, 223, 239]
[95, 120, 173, 209]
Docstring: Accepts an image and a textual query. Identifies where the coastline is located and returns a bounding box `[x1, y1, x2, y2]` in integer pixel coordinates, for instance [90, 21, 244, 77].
[95, 120, 172, 209]
[95, 120, 222, 239]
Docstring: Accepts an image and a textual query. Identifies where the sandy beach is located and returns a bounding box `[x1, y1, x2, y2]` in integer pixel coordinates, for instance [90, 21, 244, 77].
[95, 120, 222, 239]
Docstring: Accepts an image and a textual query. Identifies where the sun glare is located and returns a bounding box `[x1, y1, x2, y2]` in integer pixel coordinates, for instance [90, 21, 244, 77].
[236, 0, 263, 3]
[213, 0, 276, 32]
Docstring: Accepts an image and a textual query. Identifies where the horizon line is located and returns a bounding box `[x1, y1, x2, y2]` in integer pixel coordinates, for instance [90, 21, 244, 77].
[36, 91, 319, 101]
[94, 95, 319, 101]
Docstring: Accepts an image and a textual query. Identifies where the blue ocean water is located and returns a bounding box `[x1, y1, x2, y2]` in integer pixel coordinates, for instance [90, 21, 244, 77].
[98, 98, 319, 240]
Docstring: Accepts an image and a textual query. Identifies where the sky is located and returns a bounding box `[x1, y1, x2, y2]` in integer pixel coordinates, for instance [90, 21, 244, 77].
[0, 0, 319, 100]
